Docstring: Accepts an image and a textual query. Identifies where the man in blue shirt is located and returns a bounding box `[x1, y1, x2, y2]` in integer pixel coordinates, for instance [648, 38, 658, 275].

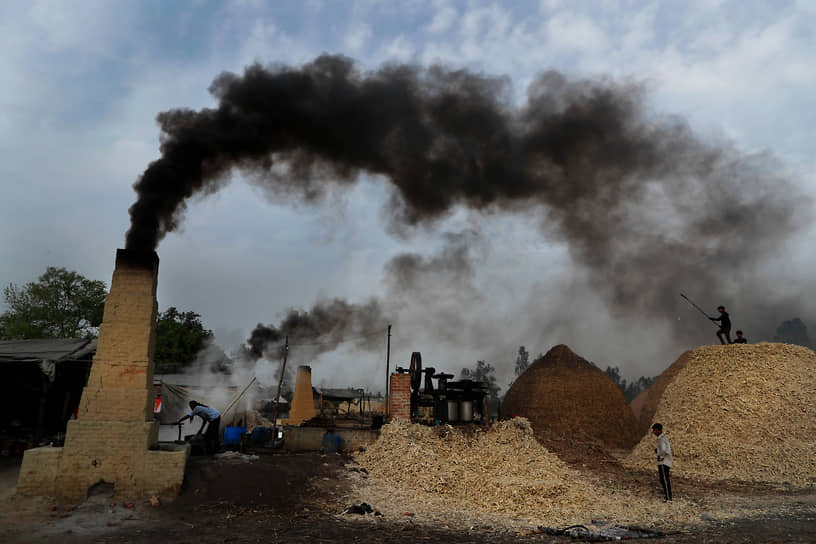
[175, 400, 222, 454]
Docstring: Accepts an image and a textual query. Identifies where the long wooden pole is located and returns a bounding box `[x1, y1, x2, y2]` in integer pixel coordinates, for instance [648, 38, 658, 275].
[680, 293, 718, 327]
[221, 376, 257, 418]
[272, 336, 289, 429]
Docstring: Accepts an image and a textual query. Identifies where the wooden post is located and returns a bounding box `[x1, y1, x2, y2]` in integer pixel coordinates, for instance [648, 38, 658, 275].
[271, 336, 289, 429]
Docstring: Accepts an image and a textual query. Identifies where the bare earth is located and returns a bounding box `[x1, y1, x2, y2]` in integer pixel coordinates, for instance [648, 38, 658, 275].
[0, 451, 814, 544]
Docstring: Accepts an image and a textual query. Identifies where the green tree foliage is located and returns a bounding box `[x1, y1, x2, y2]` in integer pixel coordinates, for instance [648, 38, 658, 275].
[514, 346, 530, 377]
[604, 365, 656, 403]
[460, 360, 501, 401]
[773, 317, 811, 348]
[0, 267, 107, 339]
[154, 307, 214, 373]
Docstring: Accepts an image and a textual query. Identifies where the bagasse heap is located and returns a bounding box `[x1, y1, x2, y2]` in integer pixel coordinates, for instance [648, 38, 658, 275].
[625, 342, 816, 486]
[355, 418, 696, 526]
[502, 344, 640, 449]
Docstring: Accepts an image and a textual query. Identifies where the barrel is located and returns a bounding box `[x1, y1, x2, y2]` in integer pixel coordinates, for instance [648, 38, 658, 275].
[223, 426, 247, 445]
[460, 400, 473, 422]
[446, 400, 459, 422]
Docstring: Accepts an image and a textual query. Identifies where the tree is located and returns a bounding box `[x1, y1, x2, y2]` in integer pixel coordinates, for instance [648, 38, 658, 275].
[514, 346, 530, 377]
[154, 307, 216, 373]
[773, 318, 811, 348]
[460, 360, 501, 401]
[0, 267, 107, 339]
[604, 365, 656, 403]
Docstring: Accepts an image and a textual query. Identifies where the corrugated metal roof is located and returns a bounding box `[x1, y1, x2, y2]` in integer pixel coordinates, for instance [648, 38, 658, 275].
[0, 338, 96, 364]
[319, 387, 366, 401]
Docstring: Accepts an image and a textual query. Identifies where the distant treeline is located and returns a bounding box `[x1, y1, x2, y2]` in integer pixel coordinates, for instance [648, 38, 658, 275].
[603, 366, 656, 403]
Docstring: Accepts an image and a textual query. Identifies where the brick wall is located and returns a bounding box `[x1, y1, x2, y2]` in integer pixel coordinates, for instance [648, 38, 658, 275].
[389, 373, 411, 420]
[17, 249, 189, 502]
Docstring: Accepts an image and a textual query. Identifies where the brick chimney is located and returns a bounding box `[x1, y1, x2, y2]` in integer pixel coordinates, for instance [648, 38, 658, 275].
[288, 365, 317, 426]
[389, 373, 411, 420]
[17, 249, 189, 502]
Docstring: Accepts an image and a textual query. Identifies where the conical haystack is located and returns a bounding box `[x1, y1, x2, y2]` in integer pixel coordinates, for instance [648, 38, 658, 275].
[630, 350, 693, 436]
[624, 343, 816, 486]
[502, 345, 639, 449]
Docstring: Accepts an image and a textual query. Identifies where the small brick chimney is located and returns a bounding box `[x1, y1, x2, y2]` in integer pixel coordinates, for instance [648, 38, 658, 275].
[288, 365, 317, 425]
[389, 373, 411, 420]
[17, 249, 189, 502]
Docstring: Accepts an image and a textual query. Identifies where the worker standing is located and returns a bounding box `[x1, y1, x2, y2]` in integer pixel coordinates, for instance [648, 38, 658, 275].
[175, 400, 222, 454]
[709, 305, 732, 345]
[652, 423, 673, 502]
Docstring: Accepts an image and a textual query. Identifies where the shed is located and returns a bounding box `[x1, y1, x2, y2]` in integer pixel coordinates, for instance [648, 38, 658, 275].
[0, 338, 96, 443]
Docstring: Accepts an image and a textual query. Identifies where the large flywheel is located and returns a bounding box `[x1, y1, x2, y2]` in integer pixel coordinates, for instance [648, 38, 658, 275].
[408, 351, 422, 392]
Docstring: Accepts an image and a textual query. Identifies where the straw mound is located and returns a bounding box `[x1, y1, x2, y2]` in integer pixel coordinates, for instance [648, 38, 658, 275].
[502, 345, 639, 449]
[624, 343, 816, 486]
[631, 350, 693, 435]
[354, 418, 701, 527]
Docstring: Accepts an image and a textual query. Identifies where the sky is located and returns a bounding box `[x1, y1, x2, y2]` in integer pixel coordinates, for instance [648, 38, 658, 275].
[1, 0, 814, 393]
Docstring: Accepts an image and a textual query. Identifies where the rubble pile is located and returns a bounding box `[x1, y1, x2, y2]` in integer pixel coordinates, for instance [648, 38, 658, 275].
[354, 418, 700, 526]
[502, 345, 639, 449]
[625, 343, 816, 486]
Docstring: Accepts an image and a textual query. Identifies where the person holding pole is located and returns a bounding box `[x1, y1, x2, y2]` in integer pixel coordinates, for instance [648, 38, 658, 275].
[652, 423, 673, 502]
[709, 305, 732, 345]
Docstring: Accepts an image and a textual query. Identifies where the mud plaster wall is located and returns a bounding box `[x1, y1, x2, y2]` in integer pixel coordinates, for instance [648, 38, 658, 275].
[288, 366, 318, 426]
[17, 249, 189, 502]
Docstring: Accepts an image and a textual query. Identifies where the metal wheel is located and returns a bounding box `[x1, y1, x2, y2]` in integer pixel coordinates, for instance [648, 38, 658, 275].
[409, 352, 422, 391]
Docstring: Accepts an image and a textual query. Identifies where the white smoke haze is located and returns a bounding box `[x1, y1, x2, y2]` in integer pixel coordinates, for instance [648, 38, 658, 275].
[200, 192, 814, 401]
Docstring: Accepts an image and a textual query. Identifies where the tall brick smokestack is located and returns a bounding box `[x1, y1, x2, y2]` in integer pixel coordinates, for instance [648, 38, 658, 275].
[17, 250, 188, 502]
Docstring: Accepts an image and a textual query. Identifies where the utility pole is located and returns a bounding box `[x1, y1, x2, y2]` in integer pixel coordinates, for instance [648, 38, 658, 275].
[272, 336, 289, 431]
[385, 324, 392, 417]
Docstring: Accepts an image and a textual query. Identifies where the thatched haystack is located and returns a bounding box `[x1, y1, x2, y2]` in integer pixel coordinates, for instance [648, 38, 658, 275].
[624, 343, 816, 486]
[502, 345, 639, 449]
[631, 350, 693, 436]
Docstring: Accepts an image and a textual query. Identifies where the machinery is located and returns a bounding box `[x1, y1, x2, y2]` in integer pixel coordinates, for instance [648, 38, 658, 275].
[395, 352, 489, 425]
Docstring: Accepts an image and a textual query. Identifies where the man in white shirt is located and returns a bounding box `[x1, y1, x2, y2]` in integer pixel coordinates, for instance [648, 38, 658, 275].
[652, 422, 673, 501]
[175, 400, 222, 454]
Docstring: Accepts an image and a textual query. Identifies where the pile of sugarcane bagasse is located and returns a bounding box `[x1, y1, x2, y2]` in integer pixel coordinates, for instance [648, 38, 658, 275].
[347, 343, 814, 530]
[351, 419, 710, 529]
[625, 342, 816, 486]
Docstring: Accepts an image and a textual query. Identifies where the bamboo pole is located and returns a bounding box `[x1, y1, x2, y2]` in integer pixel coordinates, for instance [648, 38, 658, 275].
[221, 376, 257, 418]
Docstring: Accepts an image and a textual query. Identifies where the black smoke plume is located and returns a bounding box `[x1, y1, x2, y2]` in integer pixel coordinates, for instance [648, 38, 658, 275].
[127, 55, 809, 318]
[246, 298, 386, 360]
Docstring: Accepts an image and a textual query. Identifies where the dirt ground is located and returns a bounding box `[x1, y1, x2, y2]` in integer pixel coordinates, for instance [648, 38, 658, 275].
[0, 448, 814, 544]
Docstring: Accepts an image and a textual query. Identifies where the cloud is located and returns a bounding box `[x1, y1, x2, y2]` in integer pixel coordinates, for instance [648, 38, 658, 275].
[426, 4, 457, 34]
